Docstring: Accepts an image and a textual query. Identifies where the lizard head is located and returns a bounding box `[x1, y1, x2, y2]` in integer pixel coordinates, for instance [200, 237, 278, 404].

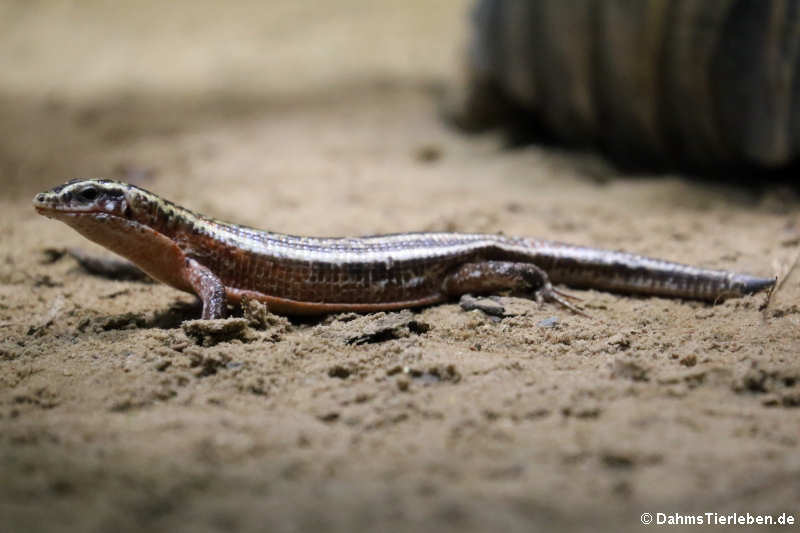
[34, 178, 131, 219]
[34, 179, 196, 292]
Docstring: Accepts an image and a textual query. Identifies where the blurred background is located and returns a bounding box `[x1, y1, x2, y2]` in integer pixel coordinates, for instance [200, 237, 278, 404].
[456, 0, 800, 174]
[0, 0, 468, 197]
[5, 0, 798, 200]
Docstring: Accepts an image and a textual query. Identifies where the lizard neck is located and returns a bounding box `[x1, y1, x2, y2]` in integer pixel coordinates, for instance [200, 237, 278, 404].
[50, 211, 192, 291]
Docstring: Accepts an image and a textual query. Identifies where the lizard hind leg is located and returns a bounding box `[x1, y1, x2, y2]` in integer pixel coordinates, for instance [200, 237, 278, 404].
[442, 261, 586, 315]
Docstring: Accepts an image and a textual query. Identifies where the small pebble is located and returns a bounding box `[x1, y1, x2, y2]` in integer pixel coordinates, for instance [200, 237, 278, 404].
[459, 294, 506, 317]
[537, 316, 559, 328]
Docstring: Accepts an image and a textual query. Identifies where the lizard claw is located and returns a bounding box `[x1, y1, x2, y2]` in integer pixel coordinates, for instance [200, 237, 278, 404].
[536, 284, 589, 317]
[552, 287, 582, 302]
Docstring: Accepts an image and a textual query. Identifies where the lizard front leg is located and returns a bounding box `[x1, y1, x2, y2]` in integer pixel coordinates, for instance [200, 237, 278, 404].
[184, 257, 227, 319]
[442, 261, 583, 314]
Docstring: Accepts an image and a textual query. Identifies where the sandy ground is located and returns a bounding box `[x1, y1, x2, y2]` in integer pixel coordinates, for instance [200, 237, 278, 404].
[2, 2, 800, 532]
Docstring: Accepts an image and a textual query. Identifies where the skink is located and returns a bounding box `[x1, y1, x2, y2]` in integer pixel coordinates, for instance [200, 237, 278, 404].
[34, 179, 775, 319]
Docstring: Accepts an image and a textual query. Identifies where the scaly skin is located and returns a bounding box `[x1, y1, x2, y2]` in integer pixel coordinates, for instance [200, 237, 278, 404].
[33, 179, 775, 318]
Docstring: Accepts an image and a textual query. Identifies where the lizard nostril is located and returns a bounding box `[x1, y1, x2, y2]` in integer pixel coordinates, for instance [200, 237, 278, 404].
[35, 193, 45, 202]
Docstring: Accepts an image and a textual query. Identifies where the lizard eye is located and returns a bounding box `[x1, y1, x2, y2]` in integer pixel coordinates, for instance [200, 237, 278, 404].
[78, 186, 99, 202]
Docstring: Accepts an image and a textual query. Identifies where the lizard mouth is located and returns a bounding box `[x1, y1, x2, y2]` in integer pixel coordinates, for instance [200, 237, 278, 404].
[35, 208, 149, 232]
[34, 205, 110, 217]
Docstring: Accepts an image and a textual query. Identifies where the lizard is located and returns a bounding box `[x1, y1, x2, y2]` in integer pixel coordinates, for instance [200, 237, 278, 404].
[33, 179, 775, 319]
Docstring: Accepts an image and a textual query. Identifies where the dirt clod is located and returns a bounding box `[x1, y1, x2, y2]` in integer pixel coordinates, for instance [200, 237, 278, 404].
[182, 318, 257, 346]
